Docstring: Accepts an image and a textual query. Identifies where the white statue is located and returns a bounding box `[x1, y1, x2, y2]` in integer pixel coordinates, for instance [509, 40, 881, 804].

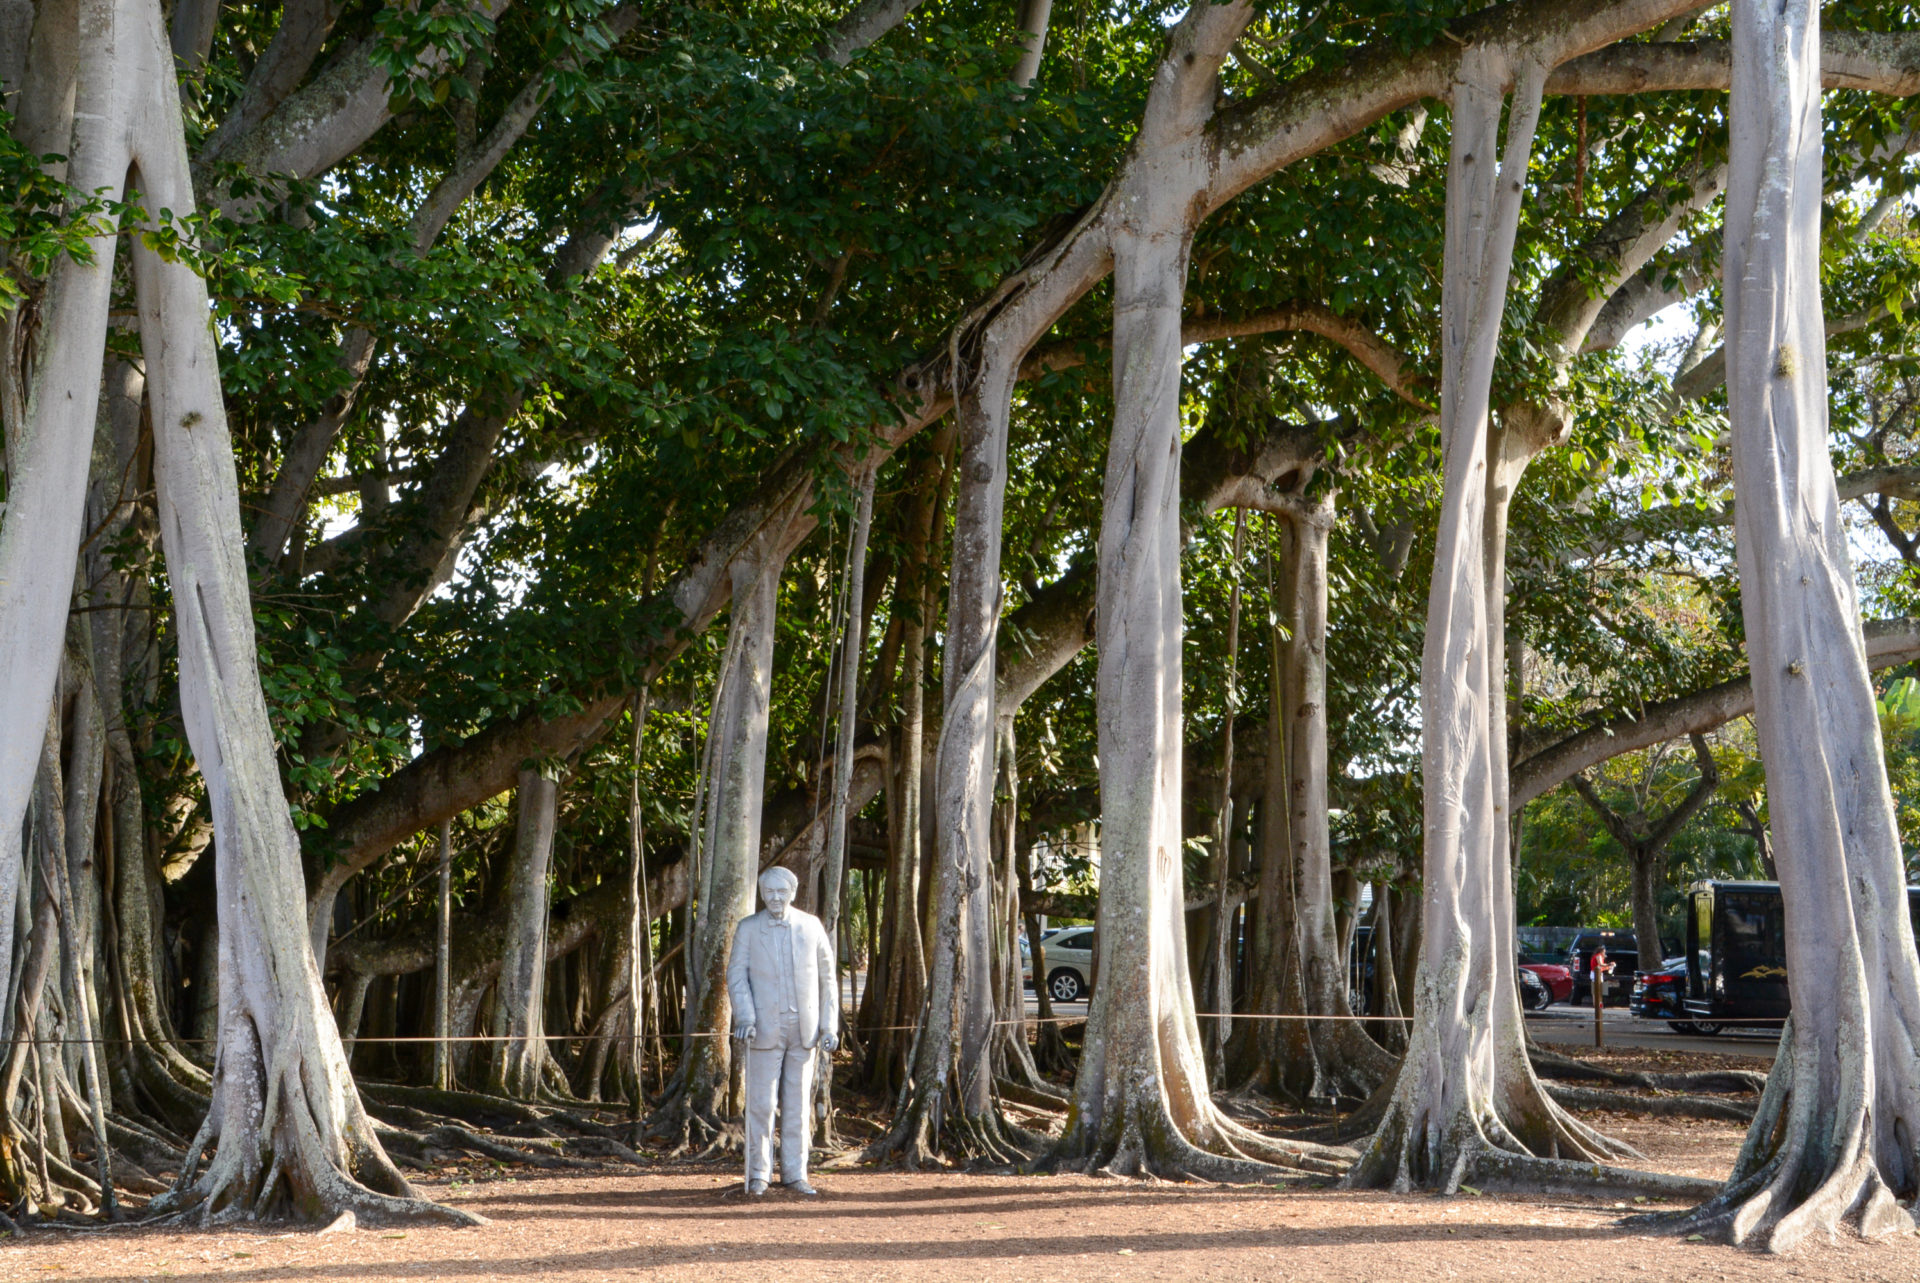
[726, 865, 837, 1196]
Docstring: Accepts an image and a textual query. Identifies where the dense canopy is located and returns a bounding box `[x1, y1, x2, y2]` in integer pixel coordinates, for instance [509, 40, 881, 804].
[7, 0, 1920, 1252]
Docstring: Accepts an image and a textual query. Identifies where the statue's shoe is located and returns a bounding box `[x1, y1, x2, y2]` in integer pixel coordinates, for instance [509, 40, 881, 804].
[785, 1179, 820, 1196]
[747, 1180, 769, 1196]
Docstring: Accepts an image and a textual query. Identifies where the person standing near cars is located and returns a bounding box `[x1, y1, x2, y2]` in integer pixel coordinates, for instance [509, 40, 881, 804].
[1590, 944, 1615, 1047]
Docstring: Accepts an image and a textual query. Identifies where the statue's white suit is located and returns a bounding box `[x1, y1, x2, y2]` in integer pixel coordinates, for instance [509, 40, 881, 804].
[726, 869, 837, 1193]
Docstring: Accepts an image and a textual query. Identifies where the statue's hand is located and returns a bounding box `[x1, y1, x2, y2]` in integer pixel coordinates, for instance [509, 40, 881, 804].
[819, 1032, 838, 1053]
[734, 1023, 756, 1043]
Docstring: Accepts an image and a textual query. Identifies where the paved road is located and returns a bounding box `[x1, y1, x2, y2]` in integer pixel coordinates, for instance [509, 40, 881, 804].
[1524, 1002, 1779, 1058]
[850, 974, 1777, 1058]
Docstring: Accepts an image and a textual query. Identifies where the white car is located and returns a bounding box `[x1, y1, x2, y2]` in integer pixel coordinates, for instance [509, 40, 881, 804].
[1020, 927, 1095, 1003]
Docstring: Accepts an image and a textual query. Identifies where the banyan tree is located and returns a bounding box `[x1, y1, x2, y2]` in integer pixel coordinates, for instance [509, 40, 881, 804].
[8, 0, 1920, 1252]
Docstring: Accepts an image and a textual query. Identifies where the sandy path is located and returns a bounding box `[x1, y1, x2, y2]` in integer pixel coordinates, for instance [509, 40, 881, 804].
[6, 1118, 1919, 1283]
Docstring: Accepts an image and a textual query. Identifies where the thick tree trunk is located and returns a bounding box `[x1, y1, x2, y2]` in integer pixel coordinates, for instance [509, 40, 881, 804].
[1679, 0, 1920, 1249]
[649, 534, 786, 1150]
[870, 316, 1020, 1162]
[1053, 66, 1346, 1171]
[0, 0, 119, 1036]
[1057, 220, 1231, 1176]
[1, 0, 464, 1227]
[1350, 52, 1652, 1196]
[485, 770, 569, 1100]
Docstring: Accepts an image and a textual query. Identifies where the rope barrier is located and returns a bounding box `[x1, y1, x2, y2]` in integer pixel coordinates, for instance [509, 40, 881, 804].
[12, 1008, 1785, 1047]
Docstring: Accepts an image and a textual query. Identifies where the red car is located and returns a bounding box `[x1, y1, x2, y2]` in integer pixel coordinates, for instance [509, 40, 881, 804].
[1518, 957, 1573, 1008]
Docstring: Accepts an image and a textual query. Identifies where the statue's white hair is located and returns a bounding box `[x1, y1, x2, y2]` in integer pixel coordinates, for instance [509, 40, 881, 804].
[758, 866, 799, 893]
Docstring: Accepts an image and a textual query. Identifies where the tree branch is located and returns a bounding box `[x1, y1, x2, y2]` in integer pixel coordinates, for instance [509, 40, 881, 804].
[1512, 619, 1920, 807]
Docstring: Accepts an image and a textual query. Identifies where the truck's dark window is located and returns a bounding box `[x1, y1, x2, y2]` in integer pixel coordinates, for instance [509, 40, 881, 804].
[1722, 893, 1786, 982]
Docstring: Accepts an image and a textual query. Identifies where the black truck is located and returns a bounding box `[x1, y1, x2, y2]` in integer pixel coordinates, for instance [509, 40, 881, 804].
[1676, 879, 1920, 1029]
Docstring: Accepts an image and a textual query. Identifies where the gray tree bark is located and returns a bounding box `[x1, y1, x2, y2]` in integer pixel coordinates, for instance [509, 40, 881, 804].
[1350, 50, 1648, 1195]
[1, 0, 466, 1227]
[486, 769, 569, 1100]
[1052, 2, 1347, 1182]
[649, 531, 787, 1149]
[1679, 0, 1920, 1249]
[1231, 497, 1394, 1104]
[868, 312, 1021, 1162]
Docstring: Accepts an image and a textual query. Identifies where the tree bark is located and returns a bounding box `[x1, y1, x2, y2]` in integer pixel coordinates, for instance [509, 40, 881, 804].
[1570, 734, 1719, 965]
[1233, 497, 1394, 1104]
[649, 531, 787, 1149]
[870, 330, 1019, 1161]
[1679, 0, 1920, 1249]
[1350, 51, 1643, 1195]
[485, 770, 568, 1100]
[1, 0, 467, 1227]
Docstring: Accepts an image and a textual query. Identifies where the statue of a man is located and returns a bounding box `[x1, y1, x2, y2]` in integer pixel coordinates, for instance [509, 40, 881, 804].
[726, 866, 837, 1196]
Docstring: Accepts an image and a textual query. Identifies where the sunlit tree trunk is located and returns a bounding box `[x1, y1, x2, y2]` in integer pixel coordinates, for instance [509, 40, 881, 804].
[486, 769, 570, 1100]
[1350, 51, 1661, 1196]
[0, 0, 467, 1226]
[1681, 0, 1920, 1249]
[649, 532, 786, 1150]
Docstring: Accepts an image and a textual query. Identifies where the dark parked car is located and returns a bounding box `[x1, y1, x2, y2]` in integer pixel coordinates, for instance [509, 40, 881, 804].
[1629, 956, 1716, 1033]
[1566, 930, 1639, 1006]
[1518, 965, 1553, 1011]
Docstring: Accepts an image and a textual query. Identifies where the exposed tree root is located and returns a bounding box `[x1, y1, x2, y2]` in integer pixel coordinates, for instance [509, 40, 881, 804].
[419, 1127, 596, 1170]
[1346, 1101, 1713, 1201]
[641, 1083, 739, 1159]
[1543, 1083, 1756, 1122]
[1044, 1106, 1333, 1184]
[1528, 1045, 1766, 1095]
[360, 1084, 552, 1131]
[104, 1114, 187, 1172]
[994, 1077, 1070, 1111]
[1652, 1045, 1920, 1252]
[1048, 1080, 1356, 1184]
[1464, 1148, 1723, 1202]
[860, 1080, 1037, 1170]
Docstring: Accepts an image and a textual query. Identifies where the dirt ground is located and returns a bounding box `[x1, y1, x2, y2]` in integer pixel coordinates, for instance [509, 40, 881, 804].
[7, 1046, 1917, 1282]
[9, 1115, 1920, 1282]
